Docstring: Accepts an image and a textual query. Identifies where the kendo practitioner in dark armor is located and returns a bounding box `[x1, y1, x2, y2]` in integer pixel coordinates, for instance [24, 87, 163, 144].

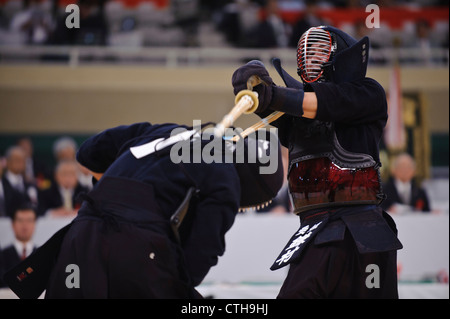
[232, 26, 403, 299]
[3, 122, 283, 299]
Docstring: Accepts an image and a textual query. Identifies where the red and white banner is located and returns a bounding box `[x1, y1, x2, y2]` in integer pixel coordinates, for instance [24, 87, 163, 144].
[384, 63, 406, 150]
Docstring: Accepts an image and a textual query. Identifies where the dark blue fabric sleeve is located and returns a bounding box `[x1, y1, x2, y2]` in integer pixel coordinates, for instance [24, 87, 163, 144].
[181, 163, 240, 286]
[310, 78, 388, 125]
[76, 122, 153, 173]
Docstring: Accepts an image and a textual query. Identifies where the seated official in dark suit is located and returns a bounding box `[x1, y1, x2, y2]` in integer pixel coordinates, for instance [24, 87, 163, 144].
[1, 164, 28, 219]
[37, 160, 89, 217]
[2, 146, 39, 211]
[16, 137, 53, 190]
[1, 203, 38, 287]
[381, 153, 431, 213]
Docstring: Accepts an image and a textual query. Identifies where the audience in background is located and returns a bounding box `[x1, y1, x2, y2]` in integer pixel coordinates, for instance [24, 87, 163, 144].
[403, 19, 446, 65]
[16, 136, 52, 190]
[252, 0, 290, 48]
[2, 146, 38, 210]
[381, 153, 431, 213]
[0, 135, 92, 219]
[48, 0, 108, 46]
[53, 136, 77, 163]
[9, 0, 52, 45]
[172, 0, 201, 47]
[0, 0, 447, 65]
[215, 0, 260, 47]
[16, 137, 36, 184]
[0, 203, 38, 288]
[289, 0, 327, 48]
[37, 160, 89, 217]
[0, 162, 26, 218]
[416, 19, 439, 64]
[52, 136, 93, 191]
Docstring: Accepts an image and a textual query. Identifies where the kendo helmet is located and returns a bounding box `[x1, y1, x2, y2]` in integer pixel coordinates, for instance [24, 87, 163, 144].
[297, 26, 369, 84]
[225, 130, 284, 212]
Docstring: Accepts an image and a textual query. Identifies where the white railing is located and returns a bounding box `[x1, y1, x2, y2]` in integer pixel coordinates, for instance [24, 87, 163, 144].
[0, 45, 448, 68]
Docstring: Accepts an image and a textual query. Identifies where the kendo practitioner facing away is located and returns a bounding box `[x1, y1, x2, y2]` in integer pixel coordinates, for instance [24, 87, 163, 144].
[4, 122, 283, 299]
[232, 26, 403, 298]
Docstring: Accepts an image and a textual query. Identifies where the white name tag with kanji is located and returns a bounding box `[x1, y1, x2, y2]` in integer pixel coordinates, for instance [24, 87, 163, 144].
[270, 217, 328, 270]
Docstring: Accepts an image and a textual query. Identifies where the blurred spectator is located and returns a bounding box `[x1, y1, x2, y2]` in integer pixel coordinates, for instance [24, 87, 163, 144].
[53, 136, 77, 162]
[9, 0, 53, 45]
[16, 136, 52, 190]
[0, 160, 27, 218]
[289, 0, 327, 48]
[216, 0, 260, 47]
[216, 0, 238, 45]
[252, 0, 290, 48]
[48, 0, 108, 45]
[172, 0, 200, 46]
[2, 146, 38, 209]
[16, 137, 35, 184]
[381, 153, 431, 213]
[37, 160, 88, 217]
[405, 19, 442, 65]
[52, 136, 92, 189]
[0, 203, 38, 287]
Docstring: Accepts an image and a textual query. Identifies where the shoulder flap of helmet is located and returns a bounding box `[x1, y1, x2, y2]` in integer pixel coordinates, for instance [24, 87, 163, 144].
[331, 36, 370, 84]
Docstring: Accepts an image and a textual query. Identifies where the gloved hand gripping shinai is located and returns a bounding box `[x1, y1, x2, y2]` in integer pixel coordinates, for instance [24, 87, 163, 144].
[232, 60, 305, 117]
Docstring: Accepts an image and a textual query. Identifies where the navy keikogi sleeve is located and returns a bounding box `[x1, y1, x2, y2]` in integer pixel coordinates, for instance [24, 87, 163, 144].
[76, 122, 152, 173]
[181, 163, 240, 287]
[310, 77, 388, 161]
[310, 77, 388, 125]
